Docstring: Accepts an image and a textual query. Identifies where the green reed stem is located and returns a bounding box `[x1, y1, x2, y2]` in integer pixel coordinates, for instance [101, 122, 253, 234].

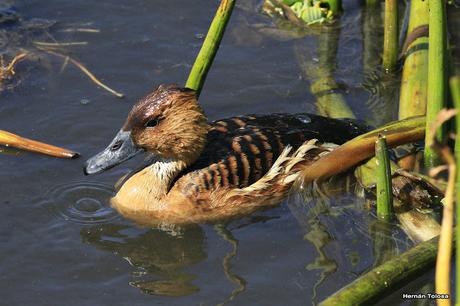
[325, 0, 342, 15]
[185, 0, 235, 97]
[451, 77, 460, 157]
[398, 0, 429, 120]
[319, 235, 446, 306]
[450, 76, 460, 306]
[424, 0, 447, 168]
[382, 0, 398, 72]
[396, 0, 429, 170]
[375, 135, 393, 220]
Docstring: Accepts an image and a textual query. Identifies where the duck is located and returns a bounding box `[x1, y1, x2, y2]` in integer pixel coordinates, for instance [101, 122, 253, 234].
[84, 84, 368, 226]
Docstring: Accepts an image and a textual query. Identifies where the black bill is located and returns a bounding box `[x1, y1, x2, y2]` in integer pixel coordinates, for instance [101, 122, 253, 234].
[84, 130, 143, 175]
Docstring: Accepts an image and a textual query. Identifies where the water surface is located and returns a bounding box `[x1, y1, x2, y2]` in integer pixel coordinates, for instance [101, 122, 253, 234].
[1, 1, 458, 305]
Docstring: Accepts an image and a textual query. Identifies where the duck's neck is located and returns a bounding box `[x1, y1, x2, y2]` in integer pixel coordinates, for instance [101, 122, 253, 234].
[112, 158, 187, 211]
[143, 159, 187, 198]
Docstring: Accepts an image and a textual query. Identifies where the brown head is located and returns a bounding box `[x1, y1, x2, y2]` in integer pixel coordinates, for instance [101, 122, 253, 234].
[84, 84, 209, 175]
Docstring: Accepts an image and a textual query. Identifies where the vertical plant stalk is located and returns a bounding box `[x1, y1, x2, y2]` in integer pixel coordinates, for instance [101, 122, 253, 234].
[450, 76, 460, 305]
[424, 0, 447, 168]
[434, 146, 455, 306]
[185, 0, 236, 96]
[375, 135, 393, 220]
[325, 0, 342, 15]
[426, 109, 458, 306]
[450, 77, 460, 157]
[398, 1, 429, 119]
[398, 0, 429, 170]
[382, 0, 398, 72]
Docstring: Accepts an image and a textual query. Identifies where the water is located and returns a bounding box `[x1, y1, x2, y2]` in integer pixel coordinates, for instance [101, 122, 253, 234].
[39, 181, 120, 224]
[1, 1, 458, 305]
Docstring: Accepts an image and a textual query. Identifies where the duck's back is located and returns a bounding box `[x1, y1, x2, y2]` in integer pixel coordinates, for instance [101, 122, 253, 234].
[173, 113, 369, 199]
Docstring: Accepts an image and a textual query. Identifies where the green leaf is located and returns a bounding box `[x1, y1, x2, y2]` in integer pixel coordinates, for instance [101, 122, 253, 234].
[282, 0, 302, 5]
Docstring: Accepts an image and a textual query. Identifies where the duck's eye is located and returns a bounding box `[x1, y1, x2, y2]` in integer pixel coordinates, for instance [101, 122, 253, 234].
[145, 119, 159, 128]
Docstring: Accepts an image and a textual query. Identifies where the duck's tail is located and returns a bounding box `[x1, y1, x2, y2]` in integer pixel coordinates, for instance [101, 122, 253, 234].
[214, 139, 334, 211]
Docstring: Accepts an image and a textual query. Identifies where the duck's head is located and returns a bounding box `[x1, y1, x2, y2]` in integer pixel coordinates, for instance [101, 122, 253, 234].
[84, 84, 209, 175]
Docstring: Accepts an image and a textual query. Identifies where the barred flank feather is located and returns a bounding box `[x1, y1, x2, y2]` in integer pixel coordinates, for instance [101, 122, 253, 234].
[217, 139, 334, 208]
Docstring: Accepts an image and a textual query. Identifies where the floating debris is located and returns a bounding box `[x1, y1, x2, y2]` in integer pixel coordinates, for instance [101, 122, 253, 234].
[40, 48, 124, 98]
[194, 33, 205, 39]
[0, 52, 26, 86]
[80, 97, 90, 105]
[0, 129, 79, 158]
[58, 28, 100, 33]
[33, 41, 88, 47]
[262, 0, 334, 26]
[0, 8, 123, 98]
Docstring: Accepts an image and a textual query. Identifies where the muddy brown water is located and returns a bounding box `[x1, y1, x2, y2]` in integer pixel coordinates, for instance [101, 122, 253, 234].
[1, 1, 458, 305]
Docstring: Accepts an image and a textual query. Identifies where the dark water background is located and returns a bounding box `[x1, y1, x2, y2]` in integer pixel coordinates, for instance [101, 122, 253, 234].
[1, 1, 459, 305]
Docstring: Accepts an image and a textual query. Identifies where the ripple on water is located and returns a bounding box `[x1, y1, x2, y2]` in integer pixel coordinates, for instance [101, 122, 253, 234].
[40, 181, 121, 225]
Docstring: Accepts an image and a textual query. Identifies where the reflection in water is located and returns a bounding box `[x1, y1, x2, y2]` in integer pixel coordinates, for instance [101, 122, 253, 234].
[80, 223, 206, 297]
[288, 175, 411, 304]
[0, 146, 20, 156]
[361, 4, 383, 77]
[361, 4, 399, 126]
[295, 23, 355, 119]
[39, 181, 120, 224]
[214, 224, 246, 306]
[304, 218, 337, 304]
[81, 222, 249, 302]
[368, 219, 398, 267]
